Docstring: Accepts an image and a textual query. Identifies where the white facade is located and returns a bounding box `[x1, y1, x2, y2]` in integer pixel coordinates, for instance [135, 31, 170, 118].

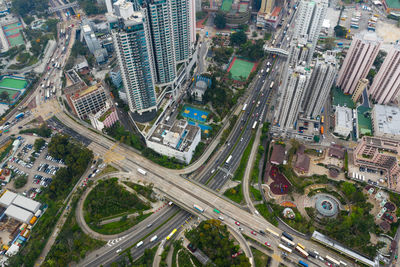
[4, 205, 33, 223]
[293, 0, 328, 64]
[302, 51, 338, 119]
[334, 106, 353, 137]
[276, 65, 311, 130]
[146, 120, 201, 164]
[372, 104, 400, 140]
[0, 190, 17, 207]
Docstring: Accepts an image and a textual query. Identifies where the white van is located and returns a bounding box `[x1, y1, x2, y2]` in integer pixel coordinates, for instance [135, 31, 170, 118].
[136, 241, 144, 248]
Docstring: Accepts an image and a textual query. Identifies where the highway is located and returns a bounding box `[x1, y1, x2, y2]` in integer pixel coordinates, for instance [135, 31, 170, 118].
[1, 2, 363, 266]
[81, 208, 191, 267]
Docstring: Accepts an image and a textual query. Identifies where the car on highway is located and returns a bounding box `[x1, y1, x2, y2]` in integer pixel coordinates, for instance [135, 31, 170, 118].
[251, 231, 257, 236]
[116, 249, 122, 253]
[235, 221, 240, 226]
[265, 242, 271, 247]
[211, 169, 215, 174]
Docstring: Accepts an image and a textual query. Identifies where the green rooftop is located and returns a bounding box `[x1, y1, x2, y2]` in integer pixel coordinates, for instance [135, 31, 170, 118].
[331, 86, 355, 109]
[385, 0, 400, 9]
[357, 106, 372, 136]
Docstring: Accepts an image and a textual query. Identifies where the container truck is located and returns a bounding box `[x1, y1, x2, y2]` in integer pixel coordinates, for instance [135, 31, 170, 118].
[137, 168, 147, 175]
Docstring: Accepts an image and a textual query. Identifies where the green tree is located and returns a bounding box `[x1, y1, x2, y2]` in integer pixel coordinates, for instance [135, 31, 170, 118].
[341, 182, 356, 197]
[324, 37, 336, 50]
[334, 25, 347, 38]
[230, 31, 247, 46]
[34, 138, 46, 152]
[252, 31, 258, 38]
[0, 91, 9, 103]
[214, 12, 226, 29]
[14, 175, 27, 189]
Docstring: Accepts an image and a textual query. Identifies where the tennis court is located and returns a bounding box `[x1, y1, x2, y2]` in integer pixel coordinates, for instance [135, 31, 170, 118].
[2, 22, 24, 47]
[181, 105, 209, 123]
[227, 57, 257, 81]
[188, 121, 211, 134]
[332, 86, 355, 109]
[221, 0, 233, 12]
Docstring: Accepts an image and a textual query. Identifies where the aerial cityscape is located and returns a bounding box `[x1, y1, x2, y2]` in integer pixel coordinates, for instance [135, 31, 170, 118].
[0, 0, 400, 266]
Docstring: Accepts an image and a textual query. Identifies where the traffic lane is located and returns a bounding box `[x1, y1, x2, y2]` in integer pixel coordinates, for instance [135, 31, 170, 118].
[202, 73, 273, 185]
[102, 211, 191, 267]
[210, 86, 273, 189]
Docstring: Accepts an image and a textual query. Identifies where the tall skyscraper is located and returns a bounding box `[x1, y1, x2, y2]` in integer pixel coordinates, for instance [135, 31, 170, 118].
[259, 0, 275, 15]
[171, 0, 191, 62]
[292, 0, 328, 64]
[109, 1, 157, 114]
[302, 51, 338, 119]
[276, 65, 311, 130]
[337, 31, 381, 95]
[144, 0, 177, 85]
[369, 44, 400, 104]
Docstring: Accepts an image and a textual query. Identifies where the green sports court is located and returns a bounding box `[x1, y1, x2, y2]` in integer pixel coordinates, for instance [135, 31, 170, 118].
[0, 76, 28, 104]
[2, 22, 25, 47]
[227, 57, 257, 81]
[221, 0, 233, 12]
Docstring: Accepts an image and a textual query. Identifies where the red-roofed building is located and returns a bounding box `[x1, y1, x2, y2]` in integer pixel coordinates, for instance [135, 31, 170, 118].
[256, 7, 282, 29]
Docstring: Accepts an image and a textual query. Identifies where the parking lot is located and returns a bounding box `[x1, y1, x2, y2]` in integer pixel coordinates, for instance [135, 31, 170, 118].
[349, 163, 388, 187]
[2, 134, 65, 198]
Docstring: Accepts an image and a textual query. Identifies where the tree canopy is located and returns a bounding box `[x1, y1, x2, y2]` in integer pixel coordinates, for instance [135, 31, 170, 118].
[215, 12, 226, 29]
[334, 25, 347, 38]
[230, 31, 247, 46]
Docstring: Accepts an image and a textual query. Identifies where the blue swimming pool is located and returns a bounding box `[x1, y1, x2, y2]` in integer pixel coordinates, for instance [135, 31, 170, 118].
[181, 105, 209, 122]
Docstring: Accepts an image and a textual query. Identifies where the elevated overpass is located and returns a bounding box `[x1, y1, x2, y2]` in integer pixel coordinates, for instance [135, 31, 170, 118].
[48, 2, 78, 13]
[263, 45, 289, 57]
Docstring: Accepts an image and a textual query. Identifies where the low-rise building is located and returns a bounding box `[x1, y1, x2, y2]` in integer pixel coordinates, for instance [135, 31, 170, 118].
[191, 76, 211, 102]
[146, 120, 201, 164]
[89, 101, 119, 131]
[270, 144, 286, 165]
[257, 7, 283, 29]
[372, 104, 400, 140]
[65, 82, 109, 120]
[334, 106, 353, 137]
[353, 136, 400, 190]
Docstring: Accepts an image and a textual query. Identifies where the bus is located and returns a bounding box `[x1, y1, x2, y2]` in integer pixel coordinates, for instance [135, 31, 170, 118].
[166, 229, 177, 240]
[281, 236, 295, 247]
[326, 255, 340, 266]
[282, 232, 293, 241]
[193, 204, 204, 213]
[225, 155, 232, 165]
[213, 209, 220, 214]
[297, 243, 305, 250]
[278, 244, 292, 254]
[252, 121, 258, 129]
[321, 116, 324, 124]
[295, 246, 309, 258]
[339, 260, 348, 266]
[270, 82, 274, 89]
[242, 103, 247, 111]
[298, 260, 308, 267]
[266, 227, 280, 238]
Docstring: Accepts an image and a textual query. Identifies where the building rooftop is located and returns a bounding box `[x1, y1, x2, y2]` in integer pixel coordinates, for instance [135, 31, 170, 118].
[295, 153, 310, 172]
[270, 144, 286, 165]
[373, 104, 400, 136]
[12, 195, 40, 213]
[328, 144, 345, 159]
[4, 204, 33, 223]
[71, 83, 104, 100]
[82, 24, 92, 33]
[0, 190, 17, 207]
[335, 106, 353, 129]
[149, 120, 200, 153]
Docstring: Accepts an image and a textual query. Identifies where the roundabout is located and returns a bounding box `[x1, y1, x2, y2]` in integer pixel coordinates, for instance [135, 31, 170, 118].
[315, 195, 339, 218]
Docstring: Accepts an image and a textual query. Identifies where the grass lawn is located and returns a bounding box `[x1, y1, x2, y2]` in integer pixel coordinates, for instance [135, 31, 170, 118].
[98, 164, 118, 176]
[91, 213, 152, 235]
[249, 186, 263, 201]
[221, 0, 233, 11]
[224, 183, 245, 204]
[251, 247, 271, 267]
